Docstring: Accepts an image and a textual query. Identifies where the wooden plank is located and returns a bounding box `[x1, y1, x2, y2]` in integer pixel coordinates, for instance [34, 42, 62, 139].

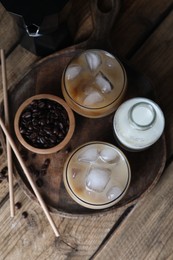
[92, 5, 173, 259]
[0, 185, 130, 259]
[94, 162, 173, 260]
[129, 10, 173, 158]
[0, 135, 18, 207]
[110, 0, 173, 58]
[0, 46, 38, 205]
[0, 3, 21, 52]
[0, 45, 39, 103]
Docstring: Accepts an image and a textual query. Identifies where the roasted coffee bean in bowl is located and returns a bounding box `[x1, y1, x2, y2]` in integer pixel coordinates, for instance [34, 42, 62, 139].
[14, 94, 75, 154]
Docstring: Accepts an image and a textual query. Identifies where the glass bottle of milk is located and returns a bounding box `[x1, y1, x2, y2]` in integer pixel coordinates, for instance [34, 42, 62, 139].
[113, 97, 165, 151]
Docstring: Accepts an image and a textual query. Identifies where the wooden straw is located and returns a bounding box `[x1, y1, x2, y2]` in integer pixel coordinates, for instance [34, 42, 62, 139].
[0, 49, 15, 217]
[0, 117, 60, 237]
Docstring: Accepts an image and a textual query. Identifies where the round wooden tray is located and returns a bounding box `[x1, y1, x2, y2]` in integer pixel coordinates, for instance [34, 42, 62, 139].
[0, 0, 166, 217]
[5, 49, 166, 217]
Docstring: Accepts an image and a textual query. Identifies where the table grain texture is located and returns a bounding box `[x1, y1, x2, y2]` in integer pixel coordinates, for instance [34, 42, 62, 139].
[0, 0, 173, 259]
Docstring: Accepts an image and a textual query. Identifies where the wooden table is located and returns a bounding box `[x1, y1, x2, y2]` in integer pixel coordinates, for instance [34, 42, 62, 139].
[0, 1, 173, 259]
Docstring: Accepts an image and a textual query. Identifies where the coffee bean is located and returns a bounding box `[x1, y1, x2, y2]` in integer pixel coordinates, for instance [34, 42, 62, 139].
[39, 119, 46, 126]
[65, 147, 71, 154]
[22, 111, 32, 119]
[30, 132, 37, 140]
[34, 170, 40, 178]
[59, 122, 64, 130]
[22, 211, 28, 218]
[38, 100, 45, 109]
[32, 111, 41, 118]
[36, 178, 44, 187]
[28, 164, 35, 174]
[15, 202, 22, 209]
[40, 158, 51, 176]
[19, 99, 69, 149]
[44, 158, 50, 167]
[20, 149, 28, 161]
[28, 164, 40, 177]
[31, 153, 37, 158]
[39, 137, 46, 144]
[40, 169, 46, 176]
[1, 166, 8, 176]
[58, 132, 64, 139]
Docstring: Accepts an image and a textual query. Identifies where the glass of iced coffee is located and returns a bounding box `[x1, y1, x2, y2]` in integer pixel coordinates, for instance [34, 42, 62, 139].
[61, 49, 127, 118]
[63, 141, 131, 209]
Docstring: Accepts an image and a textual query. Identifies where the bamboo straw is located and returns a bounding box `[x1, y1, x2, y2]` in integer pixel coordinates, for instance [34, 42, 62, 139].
[0, 117, 60, 237]
[0, 49, 15, 217]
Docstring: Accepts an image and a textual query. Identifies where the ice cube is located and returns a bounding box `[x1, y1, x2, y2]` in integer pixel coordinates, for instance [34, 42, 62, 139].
[83, 86, 95, 96]
[105, 51, 115, 59]
[86, 167, 111, 192]
[107, 186, 122, 201]
[100, 148, 120, 164]
[96, 72, 112, 93]
[78, 147, 99, 163]
[105, 52, 116, 68]
[66, 65, 81, 80]
[83, 91, 103, 106]
[85, 51, 101, 71]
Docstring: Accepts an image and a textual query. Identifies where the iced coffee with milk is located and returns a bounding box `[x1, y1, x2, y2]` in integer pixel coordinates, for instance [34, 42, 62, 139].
[61, 49, 127, 118]
[63, 142, 131, 209]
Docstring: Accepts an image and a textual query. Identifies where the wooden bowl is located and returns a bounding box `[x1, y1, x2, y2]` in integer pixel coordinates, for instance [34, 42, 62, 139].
[14, 94, 75, 154]
[1, 51, 166, 216]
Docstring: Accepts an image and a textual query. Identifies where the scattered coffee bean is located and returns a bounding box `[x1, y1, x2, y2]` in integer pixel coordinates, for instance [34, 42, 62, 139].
[15, 202, 22, 209]
[65, 147, 71, 154]
[20, 149, 28, 161]
[40, 168, 47, 176]
[36, 178, 44, 188]
[19, 99, 69, 149]
[28, 164, 35, 174]
[1, 166, 8, 176]
[0, 167, 8, 181]
[34, 170, 40, 178]
[22, 211, 28, 219]
[39, 158, 51, 176]
[31, 153, 37, 159]
[44, 158, 51, 167]
[28, 164, 39, 177]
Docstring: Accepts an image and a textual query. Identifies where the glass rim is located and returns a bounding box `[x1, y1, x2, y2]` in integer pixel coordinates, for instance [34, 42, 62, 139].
[128, 101, 157, 130]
